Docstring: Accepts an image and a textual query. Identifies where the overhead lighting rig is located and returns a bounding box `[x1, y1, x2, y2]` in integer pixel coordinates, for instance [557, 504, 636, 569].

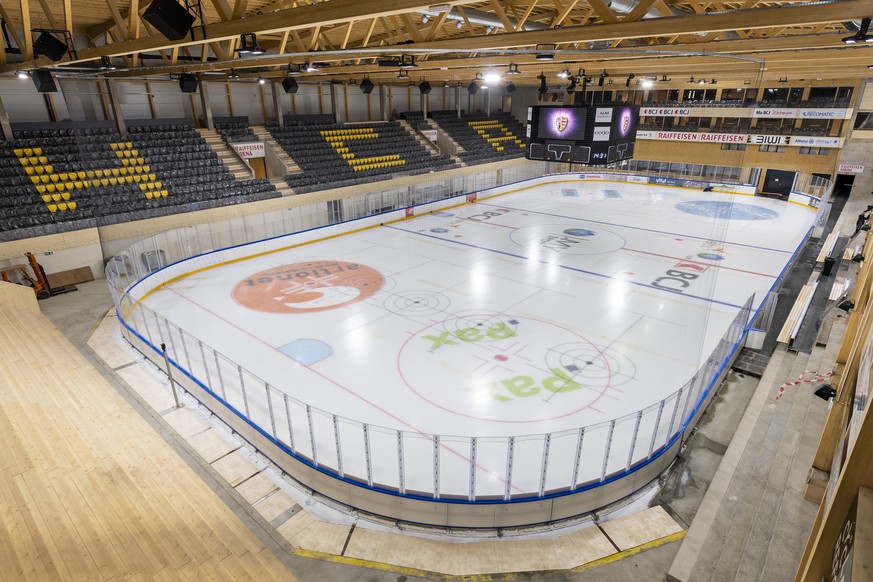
[843, 17, 873, 43]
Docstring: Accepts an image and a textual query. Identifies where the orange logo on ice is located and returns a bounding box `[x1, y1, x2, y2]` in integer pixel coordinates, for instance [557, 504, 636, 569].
[232, 260, 384, 314]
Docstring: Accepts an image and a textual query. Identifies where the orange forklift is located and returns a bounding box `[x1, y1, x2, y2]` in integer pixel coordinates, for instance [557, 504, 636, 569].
[0, 252, 75, 300]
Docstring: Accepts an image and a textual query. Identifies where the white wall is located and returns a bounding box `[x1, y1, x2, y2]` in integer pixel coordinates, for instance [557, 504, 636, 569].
[1, 76, 539, 129]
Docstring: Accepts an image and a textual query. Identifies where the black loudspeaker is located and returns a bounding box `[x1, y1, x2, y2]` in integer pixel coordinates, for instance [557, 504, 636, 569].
[360, 79, 374, 94]
[179, 73, 199, 93]
[32, 70, 57, 93]
[505, 83, 516, 93]
[33, 32, 68, 62]
[143, 0, 195, 41]
[467, 81, 479, 94]
[418, 81, 432, 94]
[282, 77, 299, 94]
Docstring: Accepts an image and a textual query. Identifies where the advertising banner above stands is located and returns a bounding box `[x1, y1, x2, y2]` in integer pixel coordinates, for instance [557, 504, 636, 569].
[231, 141, 266, 159]
[636, 131, 843, 148]
[421, 129, 438, 142]
[640, 107, 852, 120]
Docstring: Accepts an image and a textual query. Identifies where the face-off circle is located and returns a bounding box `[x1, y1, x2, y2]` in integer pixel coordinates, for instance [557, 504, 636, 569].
[398, 314, 619, 423]
[383, 289, 451, 318]
[510, 223, 625, 256]
[232, 260, 384, 314]
[544, 342, 637, 391]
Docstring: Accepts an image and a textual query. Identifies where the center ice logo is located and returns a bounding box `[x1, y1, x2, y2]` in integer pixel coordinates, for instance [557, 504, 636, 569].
[556, 115, 569, 133]
[232, 260, 384, 314]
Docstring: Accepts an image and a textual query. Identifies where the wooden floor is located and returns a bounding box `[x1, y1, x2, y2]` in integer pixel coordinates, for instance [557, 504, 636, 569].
[0, 281, 295, 581]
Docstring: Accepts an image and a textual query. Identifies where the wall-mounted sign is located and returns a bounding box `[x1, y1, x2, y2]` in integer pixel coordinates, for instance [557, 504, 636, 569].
[636, 131, 843, 148]
[231, 141, 266, 159]
[838, 163, 865, 174]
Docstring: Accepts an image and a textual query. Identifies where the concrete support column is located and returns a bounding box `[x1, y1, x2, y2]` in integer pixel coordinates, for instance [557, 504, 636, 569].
[103, 79, 126, 134]
[272, 82, 284, 127]
[379, 84, 388, 121]
[485, 88, 491, 116]
[329, 81, 342, 123]
[0, 94, 13, 141]
[422, 91, 429, 118]
[199, 80, 214, 130]
[456, 85, 462, 118]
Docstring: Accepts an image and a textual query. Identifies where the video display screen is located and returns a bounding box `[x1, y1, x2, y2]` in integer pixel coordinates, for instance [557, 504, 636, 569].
[612, 106, 636, 141]
[536, 108, 587, 141]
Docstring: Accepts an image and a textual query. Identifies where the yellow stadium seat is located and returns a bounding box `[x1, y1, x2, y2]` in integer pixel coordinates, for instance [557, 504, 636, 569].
[68, 201, 77, 211]
[47, 204, 57, 213]
[77, 171, 86, 180]
[121, 159, 130, 166]
[61, 192, 71, 201]
[110, 168, 120, 177]
[73, 181, 83, 189]
[154, 181, 162, 189]
[92, 180, 101, 187]
[108, 177, 118, 185]
[50, 173, 59, 182]
[120, 168, 129, 175]
[34, 165, 45, 175]
[160, 190, 167, 198]
[32, 147, 41, 155]
[51, 193, 60, 202]
[29, 176, 40, 185]
[57, 202, 68, 211]
[100, 178, 109, 186]
[39, 156, 48, 165]
[44, 165, 53, 173]
[55, 183, 65, 191]
[126, 142, 133, 149]
[148, 173, 156, 181]
[36, 185, 46, 194]
[40, 194, 51, 203]
[95, 170, 104, 177]
[115, 151, 125, 158]
[13, 149, 23, 157]
[46, 184, 56, 193]
[24, 166, 34, 175]
[139, 183, 148, 192]
[24, 148, 33, 156]
[133, 175, 142, 183]
[110, 143, 118, 150]
[19, 157, 30, 166]
[39, 175, 50, 184]
[145, 191, 154, 200]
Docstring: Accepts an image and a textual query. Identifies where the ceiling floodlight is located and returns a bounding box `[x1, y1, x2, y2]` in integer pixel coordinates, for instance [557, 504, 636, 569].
[506, 63, 521, 75]
[843, 17, 873, 43]
[483, 72, 501, 84]
[237, 33, 265, 55]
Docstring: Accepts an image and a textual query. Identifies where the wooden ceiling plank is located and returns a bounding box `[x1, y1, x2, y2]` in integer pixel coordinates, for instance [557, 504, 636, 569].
[424, 12, 448, 41]
[399, 13, 424, 42]
[456, 6, 475, 34]
[340, 20, 354, 49]
[622, 0, 658, 22]
[380, 17, 398, 43]
[62, 0, 72, 35]
[516, 0, 540, 31]
[231, 0, 249, 20]
[36, 0, 58, 29]
[586, 0, 619, 24]
[103, 0, 128, 41]
[18, 0, 33, 61]
[489, 0, 517, 31]
[308, 24, 321, 50]
[210, 0, 233, 22]
[551, 0, 580, 28]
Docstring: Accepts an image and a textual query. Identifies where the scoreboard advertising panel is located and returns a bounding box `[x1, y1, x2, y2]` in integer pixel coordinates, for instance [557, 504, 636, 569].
[526, 105, 638, 165]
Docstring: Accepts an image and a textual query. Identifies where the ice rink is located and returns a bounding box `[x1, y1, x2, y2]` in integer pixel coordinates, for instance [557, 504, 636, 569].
[135, 179, 816, 496]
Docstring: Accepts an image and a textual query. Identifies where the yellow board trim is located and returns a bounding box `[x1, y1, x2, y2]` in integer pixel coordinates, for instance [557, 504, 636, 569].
[292, 530, 686, 580]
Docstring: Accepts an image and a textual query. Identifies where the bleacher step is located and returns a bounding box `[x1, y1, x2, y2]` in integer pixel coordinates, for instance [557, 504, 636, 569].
[196, 128, 253, 181]
[250, 126, 302, 174]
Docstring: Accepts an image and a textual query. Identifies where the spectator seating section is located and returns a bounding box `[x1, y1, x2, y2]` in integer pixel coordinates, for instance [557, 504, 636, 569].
[268, 120, 456, 193]
[0, 124, 278, 241]
[431, 112, 526, 165]
[215, 120, 258, 143]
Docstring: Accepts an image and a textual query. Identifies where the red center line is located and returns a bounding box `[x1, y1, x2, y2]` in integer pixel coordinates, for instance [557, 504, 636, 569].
[623, 247, 776, 278]
[159, 287, 523, 493]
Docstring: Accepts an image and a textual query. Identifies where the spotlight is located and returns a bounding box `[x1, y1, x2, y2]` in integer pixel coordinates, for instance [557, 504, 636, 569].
[661, 75, 669, 82]
[483, 72, 501, 84]
[711, 79, 717, 84]
[537, 72, 548, 95]
[399, 54, 418, 69]
[456, 19, 464, 29]
[421, 14, 430, 24]
[506, 63, 521, 75]
[304, 62, 318, 72]
[626, 73, 634, 87]
[689, 76, 695, 83]
[698, 78, 706, 85]
[558, 69, 570, 78]
[258, 77, 266, 85]
[16, 71, 29, 79]
[813, 384, 837, 401]
[843, 17, 872, 43]
[778, 77, 788, 83]
[598, 69, 608, 86]
[535, 52, 554, 61]
[397, 70, 409, 79]
[641, 79, 654, 88]
[99, 56, 117, 71]
[486, 26, 494, 34]
[237, 33, 265, 55]
[227, 69, 240, 80]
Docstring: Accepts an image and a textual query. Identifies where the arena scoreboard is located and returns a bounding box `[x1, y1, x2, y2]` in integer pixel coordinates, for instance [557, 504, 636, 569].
[525, 105, 639, 165]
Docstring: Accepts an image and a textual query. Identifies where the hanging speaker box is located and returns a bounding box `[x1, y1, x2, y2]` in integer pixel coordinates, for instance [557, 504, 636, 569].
[143, 0, 195, 41]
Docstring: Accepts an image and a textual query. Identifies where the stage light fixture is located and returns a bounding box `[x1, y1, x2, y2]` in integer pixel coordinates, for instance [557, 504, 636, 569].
[16, 71, 29, 80]
[237, 33, 265, 55]
[641, 79, 654, 88]
[484, 72, 501, 84]
[537, 72, 548, 94]
[506, 63, 521, 75]
[399, 54, 418, 69]
[625, 73, 634, 87]
[566, 76, 577, 93]
[843, 17, 873, 43]
[421, 14, 430, 24]
[558, 69, 570, 78]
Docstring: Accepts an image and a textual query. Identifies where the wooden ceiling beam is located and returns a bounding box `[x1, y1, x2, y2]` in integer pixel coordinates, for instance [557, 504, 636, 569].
[35, 0, 58, 29]
[587, 0, 619, 24]
[19, 0, 33, 61]
[409, 0, 871, 50]
[490, 0, 517, 32]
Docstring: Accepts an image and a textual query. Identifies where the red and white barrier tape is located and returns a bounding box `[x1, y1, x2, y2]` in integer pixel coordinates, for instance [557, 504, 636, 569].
[775, 370, 834, 400]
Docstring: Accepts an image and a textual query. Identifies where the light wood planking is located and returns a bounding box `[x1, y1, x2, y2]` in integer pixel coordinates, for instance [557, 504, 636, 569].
[0, 281, 295, 581]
